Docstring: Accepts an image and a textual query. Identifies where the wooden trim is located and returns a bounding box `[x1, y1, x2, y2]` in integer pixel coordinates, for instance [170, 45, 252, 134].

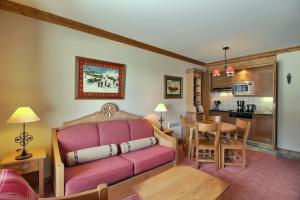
[207, 56, 277, 72]
[0, 0, 205, 66]
[206, 45, 300, 67]
[273, 60, 277, 151]
[39, 183, 108, 200]
[52, 128, 65, 197]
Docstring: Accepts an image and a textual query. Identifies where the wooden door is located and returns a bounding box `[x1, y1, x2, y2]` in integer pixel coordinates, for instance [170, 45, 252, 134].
[251, 115, 273, 144]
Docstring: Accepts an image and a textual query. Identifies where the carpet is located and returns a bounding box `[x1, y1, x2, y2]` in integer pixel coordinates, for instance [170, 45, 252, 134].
[124, 145, 300, 200]
[177, 145, 300, 200]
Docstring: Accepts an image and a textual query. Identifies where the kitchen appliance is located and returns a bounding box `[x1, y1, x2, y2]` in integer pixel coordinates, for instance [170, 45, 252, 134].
[213, 100, 221, 111]
[246, 104, 256, 113]
[237, 100, 245, 112]
[232, 81, 255, 96]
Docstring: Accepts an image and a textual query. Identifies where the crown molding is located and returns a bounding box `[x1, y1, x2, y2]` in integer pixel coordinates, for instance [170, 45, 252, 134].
[205, 45, 300, 67]
[0, 0, 206, 66]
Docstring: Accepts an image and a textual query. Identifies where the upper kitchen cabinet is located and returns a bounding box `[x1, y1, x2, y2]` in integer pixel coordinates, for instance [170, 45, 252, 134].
[231, 65, 274, 97]
[233, 69, 254, 83]
[253, 66, 274, 96]
[211, 71, 232, 90]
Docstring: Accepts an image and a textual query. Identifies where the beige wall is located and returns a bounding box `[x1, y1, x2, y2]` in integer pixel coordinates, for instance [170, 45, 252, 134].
[0, 11, 203, 176]
[277, 51, 300, 152]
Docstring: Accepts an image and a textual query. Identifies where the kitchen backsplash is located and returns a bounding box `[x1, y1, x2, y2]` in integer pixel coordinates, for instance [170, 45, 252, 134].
[211, 91, 273, 112]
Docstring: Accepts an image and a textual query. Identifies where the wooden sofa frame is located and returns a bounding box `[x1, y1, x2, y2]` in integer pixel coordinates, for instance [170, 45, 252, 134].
[39, 184, 107, 200]
[52, 103, 178, 199]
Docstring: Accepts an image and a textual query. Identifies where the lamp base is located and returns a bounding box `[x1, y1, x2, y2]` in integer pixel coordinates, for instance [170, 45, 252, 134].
[15, 153, 32, 160]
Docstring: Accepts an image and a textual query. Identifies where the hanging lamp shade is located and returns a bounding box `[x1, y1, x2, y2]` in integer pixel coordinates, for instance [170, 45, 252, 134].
[212, 69, 221, 77]
[226, 65, 235, 77]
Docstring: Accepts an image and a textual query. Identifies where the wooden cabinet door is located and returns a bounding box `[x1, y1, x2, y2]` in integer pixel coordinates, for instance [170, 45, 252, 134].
[211, 74, 221, 89]
[211, 72, 232, 89]
[254, 66, 273, 96]
[251, 115, 273, 144]
[233, 69, 254, 83]
[220, 72, 232, 88]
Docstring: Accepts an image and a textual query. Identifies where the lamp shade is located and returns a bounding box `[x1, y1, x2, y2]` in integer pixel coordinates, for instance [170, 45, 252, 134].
[226, 65, 235, 76]
[212, 69, 221, 77]
[7, 107, 40, 123]
[154, 103, 167, 112]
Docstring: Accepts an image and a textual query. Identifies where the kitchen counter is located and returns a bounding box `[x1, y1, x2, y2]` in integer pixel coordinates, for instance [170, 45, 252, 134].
[210, 109, 273, 116]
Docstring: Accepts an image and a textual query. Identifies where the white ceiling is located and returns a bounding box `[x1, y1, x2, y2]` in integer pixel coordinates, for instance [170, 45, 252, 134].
[11, 0, 300, 63]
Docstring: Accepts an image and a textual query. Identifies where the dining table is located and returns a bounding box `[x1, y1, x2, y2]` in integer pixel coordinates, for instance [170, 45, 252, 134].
[184, 120, 237, 169]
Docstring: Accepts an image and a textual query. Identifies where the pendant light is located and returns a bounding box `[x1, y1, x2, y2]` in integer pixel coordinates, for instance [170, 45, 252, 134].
[223, 46, 235, 77]
[212, 46, 235, 77]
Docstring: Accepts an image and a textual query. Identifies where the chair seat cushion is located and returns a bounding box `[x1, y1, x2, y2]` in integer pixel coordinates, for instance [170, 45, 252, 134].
[64, 156, 133, 195]
[120, 145, 175, 175]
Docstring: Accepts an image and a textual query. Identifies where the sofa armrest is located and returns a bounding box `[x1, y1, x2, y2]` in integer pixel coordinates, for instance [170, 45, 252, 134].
[52, 128, 65, 197]
[151, 123, 178, 165]
[39, 184, 108, 200]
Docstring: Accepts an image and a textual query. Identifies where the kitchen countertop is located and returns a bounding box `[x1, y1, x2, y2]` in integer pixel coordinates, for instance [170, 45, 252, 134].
[210, 109, 273, 116]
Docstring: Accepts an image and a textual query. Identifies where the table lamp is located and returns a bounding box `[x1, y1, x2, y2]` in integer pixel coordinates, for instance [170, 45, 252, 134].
[154, 103, 168, 131]
[7, 107, 40, 160]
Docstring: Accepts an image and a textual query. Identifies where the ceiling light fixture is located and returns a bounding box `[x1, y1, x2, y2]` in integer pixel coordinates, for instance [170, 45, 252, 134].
[212, 46, 235, 78]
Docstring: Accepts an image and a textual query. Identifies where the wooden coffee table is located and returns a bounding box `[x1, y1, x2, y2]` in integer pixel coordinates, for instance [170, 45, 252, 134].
[132, 166, 229, 200]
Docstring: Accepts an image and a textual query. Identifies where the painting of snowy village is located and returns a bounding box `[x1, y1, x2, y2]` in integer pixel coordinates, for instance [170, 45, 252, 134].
[76, 57, 125, 99]
[164, 75, 183, 99]
[83, 65, 119, 93]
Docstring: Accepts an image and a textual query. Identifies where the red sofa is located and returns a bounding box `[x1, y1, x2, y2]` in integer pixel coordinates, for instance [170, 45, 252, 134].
[52, 118, 177, 197]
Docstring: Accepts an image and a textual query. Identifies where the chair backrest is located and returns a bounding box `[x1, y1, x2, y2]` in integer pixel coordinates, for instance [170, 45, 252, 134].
[195, 122, 221, 148]
[236, 118, 251, 145]
[180, 116, 188, 124]
[204, 115, 222, 123]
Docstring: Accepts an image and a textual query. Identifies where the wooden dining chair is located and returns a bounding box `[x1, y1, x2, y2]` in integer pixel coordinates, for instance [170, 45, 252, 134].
[204, 115, 222, 123]
[193, 122, 221, 169]
[221, 118, 251, 169]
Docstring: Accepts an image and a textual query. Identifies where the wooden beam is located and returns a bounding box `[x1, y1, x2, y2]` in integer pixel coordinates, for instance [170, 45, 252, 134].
[0, 0, 205, 66]
[205, 45, 300, 67]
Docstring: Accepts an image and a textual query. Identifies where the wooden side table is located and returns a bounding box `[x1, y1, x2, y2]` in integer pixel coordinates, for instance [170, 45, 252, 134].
[163, 128, 174, 136]
[0, 148, 46, 197]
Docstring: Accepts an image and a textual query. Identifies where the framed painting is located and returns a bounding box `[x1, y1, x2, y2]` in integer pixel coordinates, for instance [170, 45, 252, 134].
[75, 56, 126, 99]
[164, 75, 183, 99]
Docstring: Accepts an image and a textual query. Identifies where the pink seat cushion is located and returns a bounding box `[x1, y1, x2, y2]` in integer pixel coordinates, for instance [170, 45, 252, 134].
[0, 169, 38, 200]
[64, 156, 133, 195]
[57, 124, 100, 163]
[128, 119, 154, 140]
[120, 145, 175, 175]
[98, 120, 130, 145]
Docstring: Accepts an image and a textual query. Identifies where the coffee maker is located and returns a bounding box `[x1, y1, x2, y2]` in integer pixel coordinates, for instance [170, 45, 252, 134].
[237, 100, 245, 112]
[246, 104, 256, 113]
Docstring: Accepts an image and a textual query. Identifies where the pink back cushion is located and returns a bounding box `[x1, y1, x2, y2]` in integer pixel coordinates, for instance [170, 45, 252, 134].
[0, 169, 38, 200]
[128, 119, 154, 140]
[98, 120, 130, 145]
[57, 124, 100, 163]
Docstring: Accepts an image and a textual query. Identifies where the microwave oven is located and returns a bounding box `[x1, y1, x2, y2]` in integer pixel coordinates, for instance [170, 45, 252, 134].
[232, 81, 255, 96]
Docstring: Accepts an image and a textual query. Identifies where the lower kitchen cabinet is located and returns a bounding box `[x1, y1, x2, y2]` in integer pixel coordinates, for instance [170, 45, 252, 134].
[250, 114, 273, 144]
